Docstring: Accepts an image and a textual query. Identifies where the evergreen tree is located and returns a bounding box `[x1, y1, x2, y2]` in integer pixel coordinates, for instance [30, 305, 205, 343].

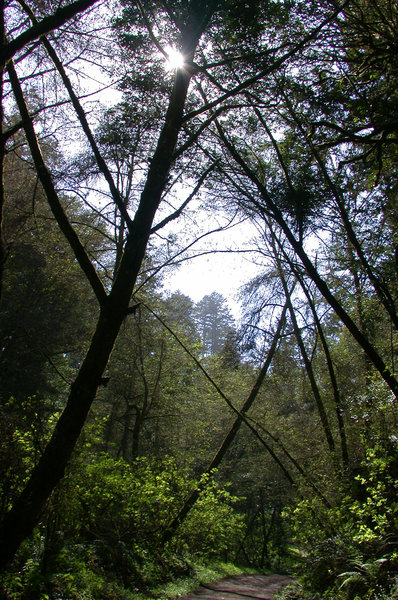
[195, 292, 235, 356]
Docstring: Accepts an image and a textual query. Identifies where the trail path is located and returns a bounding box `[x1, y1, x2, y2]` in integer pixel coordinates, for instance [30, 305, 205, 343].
[181, 574, 292, 600]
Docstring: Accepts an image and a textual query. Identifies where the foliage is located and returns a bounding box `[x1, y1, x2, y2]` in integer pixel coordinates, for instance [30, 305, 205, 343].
[0, 446, 245, 598]
[153, 560, 258, 600]
[71, 454, 244, 558]
[284, 435, 398, 600]
[1, 555, 256, 600]
[179, 472, 245, 557]
[194, 292, 235, 356]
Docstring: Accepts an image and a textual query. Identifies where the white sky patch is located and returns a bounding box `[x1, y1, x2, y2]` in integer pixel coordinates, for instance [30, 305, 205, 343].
[165, 252, 259, 322]
[162, 220, 261, 322]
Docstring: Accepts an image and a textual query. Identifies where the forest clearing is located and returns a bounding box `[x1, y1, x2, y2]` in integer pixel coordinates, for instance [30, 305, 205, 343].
[0, 0, 397, 598]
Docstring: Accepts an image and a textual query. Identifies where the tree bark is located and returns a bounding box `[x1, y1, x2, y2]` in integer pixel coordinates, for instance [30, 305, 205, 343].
[0, 20, 199, 570]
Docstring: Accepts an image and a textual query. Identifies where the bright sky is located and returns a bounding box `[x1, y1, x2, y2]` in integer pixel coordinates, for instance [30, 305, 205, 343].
[163, 222, 260, 322]
[165, 254, 255, 322]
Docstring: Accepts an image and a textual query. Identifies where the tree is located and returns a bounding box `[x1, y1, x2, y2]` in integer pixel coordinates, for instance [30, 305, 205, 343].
[0, 0, 384, 573]
[213, 96, 398, 398]
[0, 0, 223, 566]
[194, 292, 235, 356]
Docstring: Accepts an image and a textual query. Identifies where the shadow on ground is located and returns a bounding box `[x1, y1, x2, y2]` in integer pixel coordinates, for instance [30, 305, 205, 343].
[181, 574, 293, 600]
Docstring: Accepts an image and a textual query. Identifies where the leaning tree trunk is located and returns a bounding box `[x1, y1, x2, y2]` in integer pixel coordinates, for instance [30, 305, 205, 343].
[272, 244, 339, 472]
[297, 270, 349, 468]
[161, 304, 289, 545]
[216, 120, 398, 399]
[0, 32, 198, 570]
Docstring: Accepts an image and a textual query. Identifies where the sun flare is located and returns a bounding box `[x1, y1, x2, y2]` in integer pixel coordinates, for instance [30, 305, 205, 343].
[164, 47, 185, 71]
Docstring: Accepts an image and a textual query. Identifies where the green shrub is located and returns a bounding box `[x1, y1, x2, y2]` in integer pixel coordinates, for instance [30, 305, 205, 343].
[1, 451, 245, 598]
[284, 440, 398, 599]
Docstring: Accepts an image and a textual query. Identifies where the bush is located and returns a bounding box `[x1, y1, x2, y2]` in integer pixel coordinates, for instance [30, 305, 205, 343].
[1, 452, 245, 598]
[284, 440, 398, 599]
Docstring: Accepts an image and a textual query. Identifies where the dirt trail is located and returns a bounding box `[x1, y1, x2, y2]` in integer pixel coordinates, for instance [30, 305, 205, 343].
[181, 574, 292, 600]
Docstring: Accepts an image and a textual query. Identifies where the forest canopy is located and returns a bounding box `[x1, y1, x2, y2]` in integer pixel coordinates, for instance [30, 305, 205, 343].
[0, 1, 397, 599]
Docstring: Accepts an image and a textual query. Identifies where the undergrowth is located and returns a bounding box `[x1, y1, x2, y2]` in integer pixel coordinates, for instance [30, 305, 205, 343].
[0, 554, 260, 600]
[153, 560, 259, 599]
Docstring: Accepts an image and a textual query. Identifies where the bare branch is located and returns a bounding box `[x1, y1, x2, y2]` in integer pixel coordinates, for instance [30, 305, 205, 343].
[7, 60, 107, 306]
[151, 161, 218, 233]
[1, 0, 101, 67]
[182, 1, 350, 123]
[17, 0, 134, 233]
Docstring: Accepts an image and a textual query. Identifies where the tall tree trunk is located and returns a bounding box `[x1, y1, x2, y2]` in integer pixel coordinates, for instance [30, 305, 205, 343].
[281, 88, 398, 331]
[0, 31, 198, 570]
[300, 278, 349, 468]
[259, 491, 275, 570]
[275, 241, 349, 469]
[270, 232, 339, 469]
[234, 506, 260, 564]
[119, 403, 134, 459]
[0, 0, 5, 304]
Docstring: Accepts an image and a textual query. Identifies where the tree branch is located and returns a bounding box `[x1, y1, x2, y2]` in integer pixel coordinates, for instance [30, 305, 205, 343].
[17, 0, 134, 233]
[7, 60, 107, 305]
[215, 115, 398, 398]
[151, 161, 217, 233]
[1, 0, 100, 66]
[182, 1, 350, 123]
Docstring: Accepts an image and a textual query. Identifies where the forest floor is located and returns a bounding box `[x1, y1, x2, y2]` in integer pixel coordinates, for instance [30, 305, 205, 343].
[179, 574, 293, 600]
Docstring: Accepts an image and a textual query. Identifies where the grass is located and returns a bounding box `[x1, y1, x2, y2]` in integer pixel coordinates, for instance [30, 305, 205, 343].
[152, 560, 261, 600]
